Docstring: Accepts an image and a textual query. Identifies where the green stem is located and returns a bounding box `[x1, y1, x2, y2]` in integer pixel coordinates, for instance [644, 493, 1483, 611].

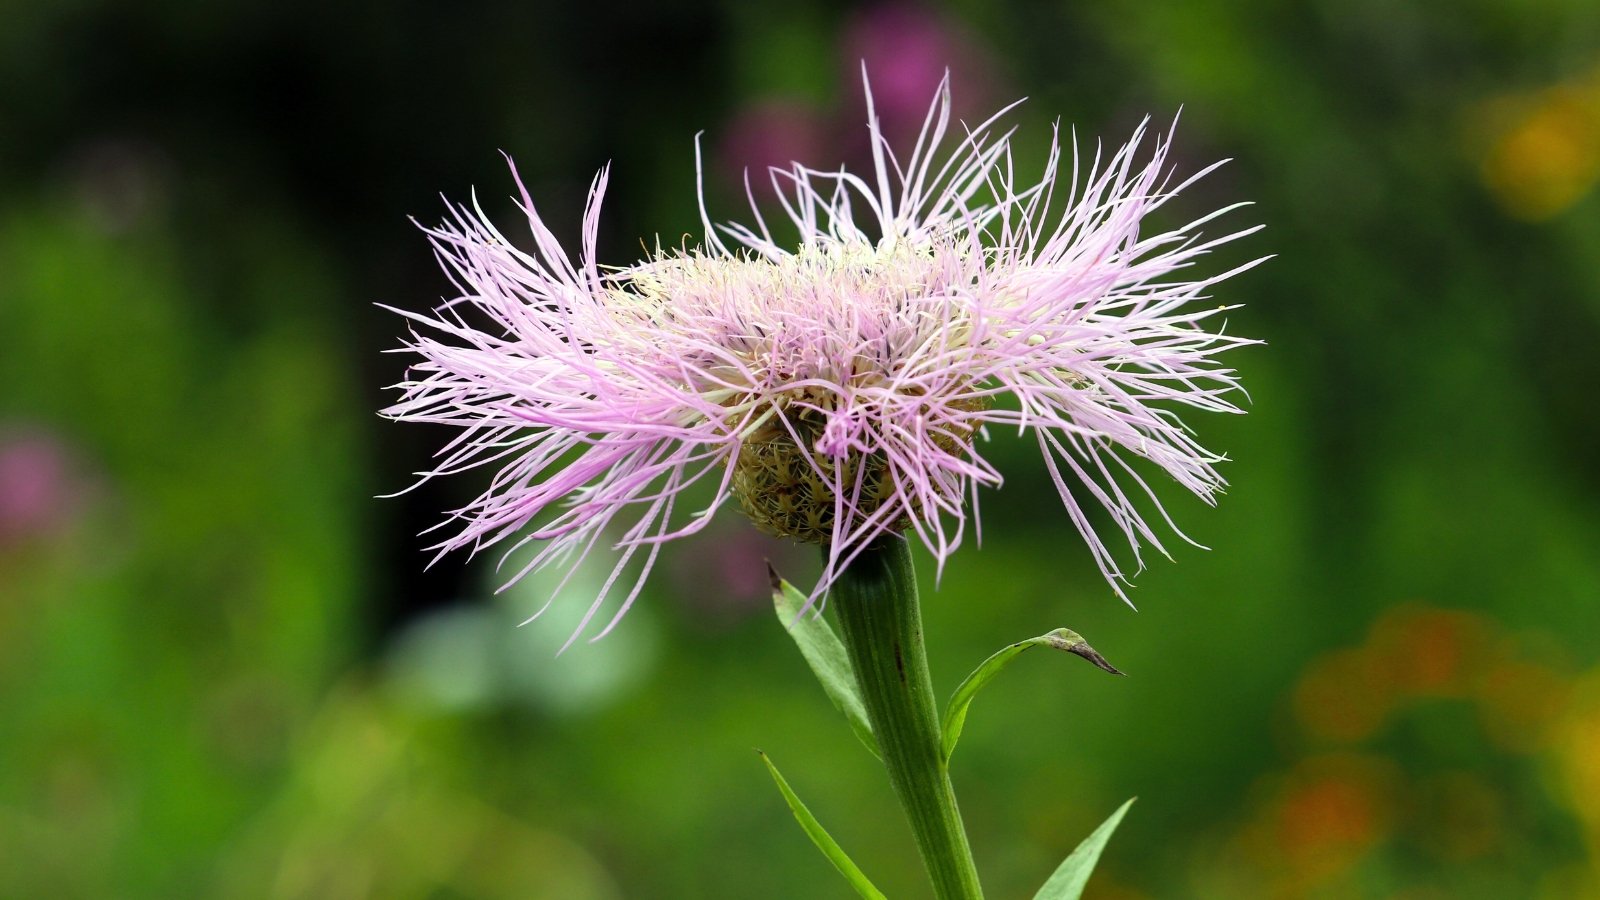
[830, 537, 984, 900]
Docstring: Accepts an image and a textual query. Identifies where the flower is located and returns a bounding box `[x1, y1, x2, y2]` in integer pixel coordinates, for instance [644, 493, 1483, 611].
[385, 74, 1262, 644]
[0, 425, 90, 546]
[716, 100, 828, 195]
[839, 3, 995, 143]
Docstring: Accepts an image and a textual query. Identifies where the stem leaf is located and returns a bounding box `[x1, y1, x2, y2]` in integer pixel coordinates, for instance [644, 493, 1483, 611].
[1032, 798, 1135, 900]
[941, 628, 1123, 763]
[769, 565, 879, 759]
[758, 751, 888, 900]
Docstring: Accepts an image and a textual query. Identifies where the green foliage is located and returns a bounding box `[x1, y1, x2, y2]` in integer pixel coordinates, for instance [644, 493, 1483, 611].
[1032, 798, 1135, 900]
[758, 752, 887, 900]
[770, 569, 879, 759]
[941, 628, 1123, 763]
[0, 200, 360, 896]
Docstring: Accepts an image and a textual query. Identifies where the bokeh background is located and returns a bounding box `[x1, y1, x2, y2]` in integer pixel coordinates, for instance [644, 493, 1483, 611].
[4, 1, 1600, 897]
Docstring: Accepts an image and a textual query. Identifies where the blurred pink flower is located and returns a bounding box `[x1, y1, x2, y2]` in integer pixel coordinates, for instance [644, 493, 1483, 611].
[0, 427, 86, 544]
[841, 4, 995, 143]
[665, 523, 811, 629]
[386, 78, 1261, 643]
[718, 101, 828, 193]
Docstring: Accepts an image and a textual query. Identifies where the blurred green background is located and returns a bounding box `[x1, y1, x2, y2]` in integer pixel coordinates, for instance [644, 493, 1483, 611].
[3, 1, 1599, 897]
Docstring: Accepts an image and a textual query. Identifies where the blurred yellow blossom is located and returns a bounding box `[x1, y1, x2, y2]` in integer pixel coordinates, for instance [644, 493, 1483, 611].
[1474, 65, 1600, 221]
[1551, 670, 1600, 881]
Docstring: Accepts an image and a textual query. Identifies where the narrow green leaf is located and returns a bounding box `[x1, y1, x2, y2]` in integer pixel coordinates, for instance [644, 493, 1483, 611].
[769, 564, 879, 759]
[941, 627, 1123, 762]
[758, 751, 888, 900]
[1032, 798, 1135, 900]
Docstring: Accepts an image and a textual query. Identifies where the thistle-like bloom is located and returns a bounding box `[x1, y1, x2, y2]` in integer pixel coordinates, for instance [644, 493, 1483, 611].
[386, 77, 1262, 644]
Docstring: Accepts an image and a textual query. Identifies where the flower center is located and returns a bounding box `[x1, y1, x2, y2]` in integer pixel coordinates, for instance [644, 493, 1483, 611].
[730, 393, 987, 544]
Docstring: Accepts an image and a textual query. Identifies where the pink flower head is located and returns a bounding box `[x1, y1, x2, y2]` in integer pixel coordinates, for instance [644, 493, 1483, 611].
[385, 74, 1263, 646]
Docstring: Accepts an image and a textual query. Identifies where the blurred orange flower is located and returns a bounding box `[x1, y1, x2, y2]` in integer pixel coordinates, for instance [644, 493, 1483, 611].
[1474, 65, 1600, 221]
